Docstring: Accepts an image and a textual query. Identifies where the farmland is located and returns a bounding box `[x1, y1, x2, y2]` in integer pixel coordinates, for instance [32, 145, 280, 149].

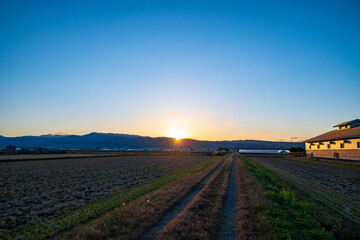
[0, 153, 213, 238]
[241, 154, 360, 239]
[249, 154, 360, 201]
[1, 152, 359, 239]
[0, 153, 120, 162]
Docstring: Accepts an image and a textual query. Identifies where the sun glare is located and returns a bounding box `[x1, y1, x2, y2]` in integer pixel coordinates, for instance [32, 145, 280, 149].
[167, 128, 188, 140]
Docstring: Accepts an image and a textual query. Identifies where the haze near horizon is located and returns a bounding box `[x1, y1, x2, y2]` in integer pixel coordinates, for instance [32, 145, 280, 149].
[0, 1, 359, 141]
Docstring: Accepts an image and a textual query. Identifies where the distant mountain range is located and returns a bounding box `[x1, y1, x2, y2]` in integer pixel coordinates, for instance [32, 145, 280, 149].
[0, 132, 304, 151]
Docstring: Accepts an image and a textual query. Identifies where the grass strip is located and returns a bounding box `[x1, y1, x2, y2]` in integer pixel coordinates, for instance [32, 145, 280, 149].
[6, 156, 220, 240]
[157, 154, 232, 240]
[236, 155, 275, 240]
[234, 154, 255, 240]
[241, 155, 335, 240]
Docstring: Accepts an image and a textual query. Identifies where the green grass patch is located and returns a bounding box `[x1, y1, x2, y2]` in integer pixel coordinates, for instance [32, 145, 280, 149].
[242, 156, 335, 240]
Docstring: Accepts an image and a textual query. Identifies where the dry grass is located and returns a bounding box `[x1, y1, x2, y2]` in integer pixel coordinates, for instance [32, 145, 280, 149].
[234, 154, 255, 240]
[238, 155, 275, 240]
[56, 156, 225, 240]
[157, 155, 232, 240]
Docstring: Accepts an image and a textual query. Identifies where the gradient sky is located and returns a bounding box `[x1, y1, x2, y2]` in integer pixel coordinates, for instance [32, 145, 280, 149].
[0, 0, 359, 141]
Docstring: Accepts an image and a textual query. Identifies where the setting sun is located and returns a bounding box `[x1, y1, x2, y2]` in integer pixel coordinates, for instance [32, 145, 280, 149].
[167, 128, 188, 140]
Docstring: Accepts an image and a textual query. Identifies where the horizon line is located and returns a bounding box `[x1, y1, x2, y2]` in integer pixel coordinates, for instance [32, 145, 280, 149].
[0, 131, 306, 143]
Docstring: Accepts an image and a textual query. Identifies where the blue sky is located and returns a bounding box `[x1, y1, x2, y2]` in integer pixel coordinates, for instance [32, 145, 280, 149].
[0, 0, 359, 140]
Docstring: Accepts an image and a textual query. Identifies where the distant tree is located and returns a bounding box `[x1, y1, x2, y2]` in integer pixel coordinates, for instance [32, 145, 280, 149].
[289, 147, 305, 153]
[6, 145, 16, 151]
[6, 145, 16, 154]
[218, 147, 229, 152]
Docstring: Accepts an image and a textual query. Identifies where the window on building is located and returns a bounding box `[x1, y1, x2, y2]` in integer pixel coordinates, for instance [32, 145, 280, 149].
[317, 145, 320, 149]
[357, 142, 360, 148]
[309, 145, 311, 149]
[327, 144, 331, 149]
[340, 143, 344, 149]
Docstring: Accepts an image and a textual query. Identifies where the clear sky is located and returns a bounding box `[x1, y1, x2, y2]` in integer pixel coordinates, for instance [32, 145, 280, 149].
[0, 0, 359, 141]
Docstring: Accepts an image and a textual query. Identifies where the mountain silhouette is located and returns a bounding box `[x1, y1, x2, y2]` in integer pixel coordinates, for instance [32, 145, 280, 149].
[0, 132, 304, 150]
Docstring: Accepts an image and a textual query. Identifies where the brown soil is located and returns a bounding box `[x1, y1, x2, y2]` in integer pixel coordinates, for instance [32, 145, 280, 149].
[56, 155, 225, 239]
[157, 154, 233, 240]
[0, 154, 211, 235]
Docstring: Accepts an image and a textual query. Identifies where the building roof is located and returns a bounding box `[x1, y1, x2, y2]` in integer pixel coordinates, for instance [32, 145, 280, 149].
[305, 125, 360, 143]
[333, 119, 360, 127]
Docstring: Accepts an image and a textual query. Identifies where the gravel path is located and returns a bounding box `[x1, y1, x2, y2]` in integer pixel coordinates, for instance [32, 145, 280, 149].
[218, 156, 236, 240]
[253, 155, 360, 201]
[143, 156, 227, 240]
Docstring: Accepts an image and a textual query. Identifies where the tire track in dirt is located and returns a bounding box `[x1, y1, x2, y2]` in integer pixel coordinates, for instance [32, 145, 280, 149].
[235, 154, 254, 240]
[218, 155, 236, 240]
[142, 155, 230, 240]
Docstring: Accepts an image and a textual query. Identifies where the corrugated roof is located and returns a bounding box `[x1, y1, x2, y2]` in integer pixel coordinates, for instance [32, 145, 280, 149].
[333, 119, 360, 127]
[305, 125, 360, 143]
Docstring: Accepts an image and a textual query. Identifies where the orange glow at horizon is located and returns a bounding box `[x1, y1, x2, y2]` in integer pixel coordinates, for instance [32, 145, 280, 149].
[167, 127, 188, 140]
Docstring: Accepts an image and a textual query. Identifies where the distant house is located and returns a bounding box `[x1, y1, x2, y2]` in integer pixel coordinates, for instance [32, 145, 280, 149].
[304, 119, 360, 160]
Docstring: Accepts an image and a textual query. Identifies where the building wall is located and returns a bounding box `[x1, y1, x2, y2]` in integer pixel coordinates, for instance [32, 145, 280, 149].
[305, 138, 360, 150]
[305, 149, 360, 160]
[305, 138, 360, 160]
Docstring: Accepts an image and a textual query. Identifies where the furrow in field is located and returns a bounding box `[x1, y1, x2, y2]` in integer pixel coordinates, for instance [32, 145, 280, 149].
[143, 154, 230, 240]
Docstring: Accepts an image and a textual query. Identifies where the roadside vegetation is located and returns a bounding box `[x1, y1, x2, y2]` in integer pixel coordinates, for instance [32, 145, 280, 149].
[255, 155, 360, 202]
[234, 154, 254, 240]
[246, 155, 360, 239]
[240, 155, 335, 240]
[157, 155, 232, 239]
